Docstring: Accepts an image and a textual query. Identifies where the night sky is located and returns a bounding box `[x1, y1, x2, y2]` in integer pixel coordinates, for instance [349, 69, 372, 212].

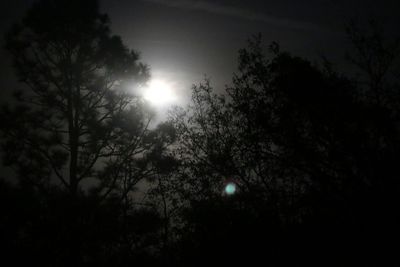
[1, 1, 400, 264]
[1, 0, 400, 108]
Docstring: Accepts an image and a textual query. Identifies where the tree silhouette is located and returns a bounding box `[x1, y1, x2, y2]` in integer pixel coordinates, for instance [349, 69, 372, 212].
[1, 0, 154, 197]
[345, 19, 400, 106]
[167, 32, 400, 265]
[0, 0, 175, 265]
[2, 3, 400, 264]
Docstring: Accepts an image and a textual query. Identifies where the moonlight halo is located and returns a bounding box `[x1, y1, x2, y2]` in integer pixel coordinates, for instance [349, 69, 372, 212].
[143, 79, 177, 106]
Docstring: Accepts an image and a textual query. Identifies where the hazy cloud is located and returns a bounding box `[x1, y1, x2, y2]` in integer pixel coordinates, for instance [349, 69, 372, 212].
[140, 0, 322, 31]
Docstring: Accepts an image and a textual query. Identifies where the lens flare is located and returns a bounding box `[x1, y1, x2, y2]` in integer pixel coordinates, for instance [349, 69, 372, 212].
[224, 182, 236, 195]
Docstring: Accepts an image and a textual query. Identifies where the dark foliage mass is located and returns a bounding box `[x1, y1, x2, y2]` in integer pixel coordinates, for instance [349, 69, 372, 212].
[1, 1, 400, 266]
[167, 33, 400, 266]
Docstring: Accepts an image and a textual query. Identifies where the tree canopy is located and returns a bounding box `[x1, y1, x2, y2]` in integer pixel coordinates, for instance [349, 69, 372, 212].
[1, 0, 160, 198]
[166, 33, 400, 265]
[0, 0, 175, 265]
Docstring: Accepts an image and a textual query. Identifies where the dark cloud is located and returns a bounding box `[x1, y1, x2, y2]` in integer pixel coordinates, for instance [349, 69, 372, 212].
[140, 0, 322, 31]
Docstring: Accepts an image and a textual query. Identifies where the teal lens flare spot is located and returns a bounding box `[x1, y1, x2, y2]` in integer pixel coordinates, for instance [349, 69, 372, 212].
[225, 183, 236, 195]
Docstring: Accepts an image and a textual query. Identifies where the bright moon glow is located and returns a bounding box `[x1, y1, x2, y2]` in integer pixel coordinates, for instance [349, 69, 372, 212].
[144, 80, 176, 106]
[225, 182, 236, 195]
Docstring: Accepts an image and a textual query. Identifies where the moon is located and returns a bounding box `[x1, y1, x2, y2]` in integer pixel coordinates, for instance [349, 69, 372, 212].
[143, 79, 176, 106]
